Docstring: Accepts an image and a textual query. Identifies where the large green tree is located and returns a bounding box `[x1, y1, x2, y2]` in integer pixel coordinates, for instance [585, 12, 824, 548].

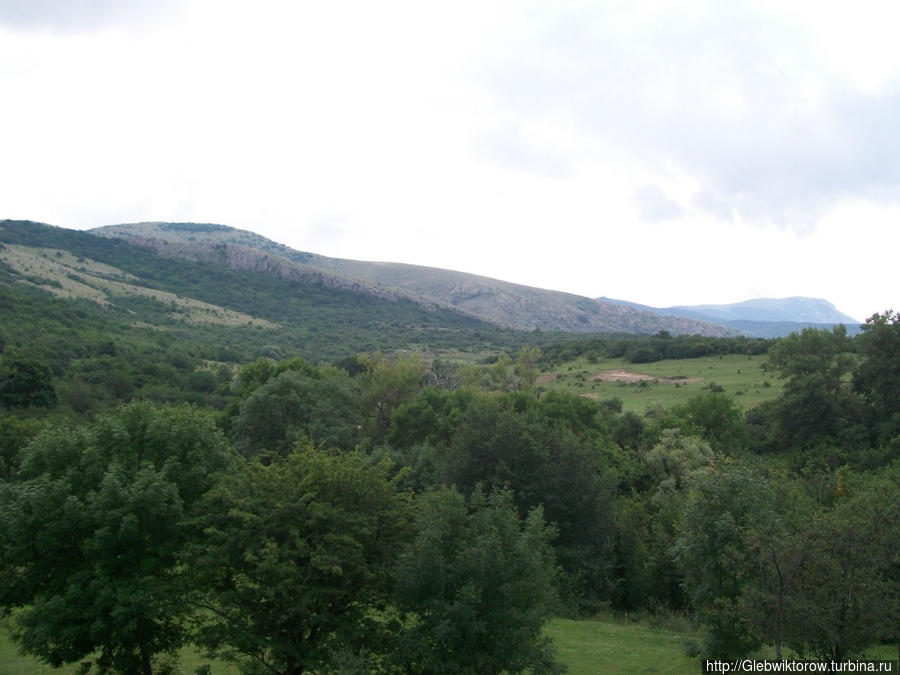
[393, 487, 562, 674]
[784, 483, 900, 662]
[440, 394, 618, 608]
[853, 310, 900, 434]
[231, 367, 362, 456]
[673, 464, 777, 659]
[0, 402, 235, 674]
[767, 326, 857, 449]
[189, 444, 411, 674]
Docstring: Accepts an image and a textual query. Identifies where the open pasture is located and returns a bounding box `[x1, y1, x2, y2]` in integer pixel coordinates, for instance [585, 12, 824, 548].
[537, 353, 781, 412]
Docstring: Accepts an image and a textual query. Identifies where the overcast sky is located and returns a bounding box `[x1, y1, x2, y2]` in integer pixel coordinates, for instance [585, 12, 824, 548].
[2, 0, 899, 322]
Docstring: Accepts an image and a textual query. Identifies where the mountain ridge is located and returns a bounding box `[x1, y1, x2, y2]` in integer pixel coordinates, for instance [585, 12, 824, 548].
[598, 296, 862, 338]
[91, 222, 735, 337]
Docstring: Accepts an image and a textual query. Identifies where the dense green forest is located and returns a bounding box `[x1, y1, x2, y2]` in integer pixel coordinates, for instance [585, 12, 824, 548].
[1, 220, 898, 673]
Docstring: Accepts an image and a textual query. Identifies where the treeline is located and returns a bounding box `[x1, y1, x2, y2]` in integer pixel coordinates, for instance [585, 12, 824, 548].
[538, 332, 771, 366]
[1, 314, 899, 672]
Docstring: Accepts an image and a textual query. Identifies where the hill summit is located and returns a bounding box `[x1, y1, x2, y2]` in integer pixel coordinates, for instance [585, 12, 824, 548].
[91, 222, 735, 337]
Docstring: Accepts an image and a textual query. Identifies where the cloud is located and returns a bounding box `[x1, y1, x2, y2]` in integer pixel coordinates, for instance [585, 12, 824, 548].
[634, 184, 682, 221]
[476, 1, 900, 230]
[473, 124, 575, 179]
[0, 0, 179, 33]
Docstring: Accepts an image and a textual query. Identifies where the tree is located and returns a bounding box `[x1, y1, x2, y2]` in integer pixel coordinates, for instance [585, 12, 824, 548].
[673, 464, 777, 659]
[358, 352, 427, 445]
[853, 310, 900, 426]
[439, 393, 618, 609]
[189, 444, 411, 674]
[784, 486, 900, 662]
[678, 392, 749, 453]
[231, 367, 361, 456]
[767, 326, 857, 449]
[638, 431, 716, 610]
[0, 402, 235, 674]
[0, 352, 57, 409]
[393, 487, 562, 674]
[736, 476, 813, 661]
[515, 345, 542, 390]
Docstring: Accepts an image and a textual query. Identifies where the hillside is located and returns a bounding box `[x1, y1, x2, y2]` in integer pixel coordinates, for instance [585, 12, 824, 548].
[92, 222, 734, 337]
[0, 220, 516, 363]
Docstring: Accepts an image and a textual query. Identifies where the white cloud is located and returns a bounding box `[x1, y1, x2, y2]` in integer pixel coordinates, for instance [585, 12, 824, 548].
[0, 0, 180, 33]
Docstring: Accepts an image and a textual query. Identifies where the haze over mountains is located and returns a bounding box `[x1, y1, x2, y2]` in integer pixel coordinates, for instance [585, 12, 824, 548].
[599, 296, 861, 338]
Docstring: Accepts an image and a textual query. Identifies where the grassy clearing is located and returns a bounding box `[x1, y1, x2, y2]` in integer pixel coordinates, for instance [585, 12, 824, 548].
[4, 615, 896, 673]
[537, 354, 781, 413]
[545, 616, 699, 673]
[545, 616, 898, 674]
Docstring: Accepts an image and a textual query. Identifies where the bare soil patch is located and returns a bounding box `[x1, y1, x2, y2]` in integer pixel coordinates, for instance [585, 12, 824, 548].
[590, 369, 702, 384]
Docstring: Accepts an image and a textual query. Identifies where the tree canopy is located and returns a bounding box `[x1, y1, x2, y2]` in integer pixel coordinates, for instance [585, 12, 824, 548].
[0, 402, 235, 674]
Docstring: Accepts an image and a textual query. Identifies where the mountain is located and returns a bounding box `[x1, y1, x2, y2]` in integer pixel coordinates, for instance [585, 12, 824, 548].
[90, 222, 734, 337]
[598, 296, 861, 338]
[0, 219, 517, 362]
[668, 297, 859, 324]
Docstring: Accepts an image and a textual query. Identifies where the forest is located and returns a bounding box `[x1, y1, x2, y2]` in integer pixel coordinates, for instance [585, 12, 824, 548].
[1, 283, 899, 672]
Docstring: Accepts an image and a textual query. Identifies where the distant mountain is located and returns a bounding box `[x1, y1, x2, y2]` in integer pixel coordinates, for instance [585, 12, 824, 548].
[668, 297, 859, 324]
[91, 222, 735, 337]
[598, 296, 861, 338]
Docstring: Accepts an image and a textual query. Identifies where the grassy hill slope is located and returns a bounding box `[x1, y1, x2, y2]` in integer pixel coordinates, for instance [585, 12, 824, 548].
[0, 220, 516, 363]
[92, 222, 735, 337]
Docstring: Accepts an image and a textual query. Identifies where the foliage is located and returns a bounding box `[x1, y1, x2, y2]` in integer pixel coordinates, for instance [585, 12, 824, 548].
[673, 464, 776, 659]
[231, 367, 361, 456]
[516, 345, 543, 390]
[0, 219, 519, 362]
[853, 310, 900, 429]
[654, 392, 749, 454]
[539, 334, 770, 367]
[1, 225, 898, 671]
[358, 352, 428, 445]
[393, 486, 562, 674]
[189, 445, 411, 674]
[767, 325, 858, 449]
[0, 402, 235, 674]
[0, 353, 57, 409]
[783, 482, 900, 662]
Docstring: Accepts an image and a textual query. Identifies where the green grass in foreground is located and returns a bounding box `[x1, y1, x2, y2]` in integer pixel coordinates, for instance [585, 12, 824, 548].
[545, 616, 699, 674]
[546, 616, 898, 674]
[4, 615, 895, 673]
[538, 354, 781, 413]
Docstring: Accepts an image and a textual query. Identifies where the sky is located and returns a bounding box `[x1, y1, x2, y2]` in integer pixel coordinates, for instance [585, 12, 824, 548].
[2, 0, 899, 322]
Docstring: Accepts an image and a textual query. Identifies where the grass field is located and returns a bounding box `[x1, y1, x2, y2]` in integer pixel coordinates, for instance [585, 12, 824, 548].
[537, 354, 781, 413]
[546, 616, 898, 674]
[4, 615, 896, 673]
[545, 616, 700, 673]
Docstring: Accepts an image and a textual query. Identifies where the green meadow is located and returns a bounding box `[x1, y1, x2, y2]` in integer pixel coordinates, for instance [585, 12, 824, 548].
[545, 617, 700, 674]
[537, 354, 781, 413]
[5, 611, 896, 673]
[2, 616, 699, 674]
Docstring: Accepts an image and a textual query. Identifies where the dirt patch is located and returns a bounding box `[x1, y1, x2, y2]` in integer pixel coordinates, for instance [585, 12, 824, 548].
[590, 369, 656, 383]
[536, 373, 557, 383]
[590, 369, 703, 385]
